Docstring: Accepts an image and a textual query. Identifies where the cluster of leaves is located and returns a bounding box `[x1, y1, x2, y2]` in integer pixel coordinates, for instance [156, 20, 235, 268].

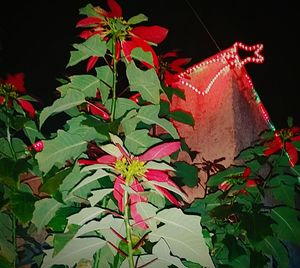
[4, 1, 209, 268]
[187, 122, 300, 267]
[0, 73, 45, 267]
[1, 0, 300, 268]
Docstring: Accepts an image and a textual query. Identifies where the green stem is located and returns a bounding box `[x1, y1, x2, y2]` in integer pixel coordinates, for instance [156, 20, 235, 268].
[6, 124, 16, 161]
[111, 37, 117, 121]
[124, 190, 135, 268]
[12, 213, 16, 268]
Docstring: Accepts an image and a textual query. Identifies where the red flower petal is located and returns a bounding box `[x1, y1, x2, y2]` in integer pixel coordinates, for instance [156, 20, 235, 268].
[76, 17, 102, 27]
[161, 51, 178, 58]
[129, 93, 141, 103]
[242, 167, 251, 179]
[113, 175, 125, 212]
[106, 0, 122, 18]
[129, 180, 148, 229]
[169, 58, 192, 73]
[291, 135, 300, 142]
[87, 56, 99, 72]
[17, 99, 35, 118]
[79, 30, 97, 39]
[154, 185, 181, 207]
[32, 141, 44, 152]
[246, 179, 257, 188]
[78, 159, 99, 165]
[87, 102, 110, 120]
[115, 41, 121, 61]
[263, 136, 283, 156]
[218, 181, 232, 191]
[96, 155, 117, 165]
[5, 73, 26, 93]
[0, 96, 5, 105]
[131, 26, 168, 44]
[286, 142, 298, 167]
[291, 127, 300, 135]
[164, 71, 178, 86]
[130, 203, 148, 229]
[145, 169, 181, 206]
[138, 141, 181, 161]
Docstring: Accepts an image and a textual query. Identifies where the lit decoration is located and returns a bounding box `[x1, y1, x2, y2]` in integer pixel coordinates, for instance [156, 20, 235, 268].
[169, 42, 274, 200]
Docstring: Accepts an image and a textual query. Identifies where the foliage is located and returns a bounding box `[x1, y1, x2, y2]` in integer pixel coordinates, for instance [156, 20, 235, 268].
[0, 1, 299, 268]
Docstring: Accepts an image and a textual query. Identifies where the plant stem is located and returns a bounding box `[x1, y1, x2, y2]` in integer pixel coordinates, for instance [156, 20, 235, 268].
[124, 190, 135, 268]
[111, 36, 117, 121]
[12, 213, 16, 268]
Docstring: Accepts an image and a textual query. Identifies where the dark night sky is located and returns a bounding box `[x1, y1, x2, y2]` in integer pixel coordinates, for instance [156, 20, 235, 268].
[0, 0, 299, 128]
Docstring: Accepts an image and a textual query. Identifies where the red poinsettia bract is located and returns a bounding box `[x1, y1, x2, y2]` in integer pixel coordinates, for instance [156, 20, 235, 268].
[0, 73, 35, 118]
[79, 140, 183, 229]
[159, 51, 192, 87]
[218, 167, 260, 193]
[263, 127, 300, 167]
[76, 0, 168, 71]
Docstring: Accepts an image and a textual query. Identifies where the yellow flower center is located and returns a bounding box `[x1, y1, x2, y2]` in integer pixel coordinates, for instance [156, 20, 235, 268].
[0, 84, 18, 101]
[279, 128, 293, 140]
[115, 157, 146, 183]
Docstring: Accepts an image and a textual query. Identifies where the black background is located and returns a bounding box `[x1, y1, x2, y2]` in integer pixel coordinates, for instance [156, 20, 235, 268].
[0, 0, 299, 128]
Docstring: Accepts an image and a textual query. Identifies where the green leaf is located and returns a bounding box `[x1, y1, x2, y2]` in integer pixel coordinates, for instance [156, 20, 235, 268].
[42, 237, 106, 268]
[67, 207, 104, 226]
[136, 105, 179, 139]
[271, 206, 300, 245]
[36, 130, 87, 174]
[128, 13, 148, 24]
[79, 4, 99, 16]
[68, 75, 100, 98]
[94, 244, 114, 268]
[40, 167, 72, 195]
[71, 169, 110, 194]
[236, 145, 265, 161]
[59, 164, 89, 199]
[95, 66, 113, 103]
[152, 239, 186, 268]
[147, 191, 166, 209]
[53, 224, 80, 256]
[270, 184, 295, 207]
[136, 202, 158, 231]
[88, 188, 113, 206]
[131, 47, 154, 66]
[224, 235, 246, 261]
[105, 98, 139, 119]
[48, 207, 81, 232]
[39, 89, 84, 127]
[240, 212, 274, 241]
[125, 129, 161, 155]
[23, 120, 45, 143]
[67, 35, 106, 67]
[207, 166, 245, 187]
[10, 191, 36, 224]
[162, 86, 185, 101]
[173, 161, 198, 187]
[0, 138, 13, 159]
[0, 213, 16, 263]
[170, 110, 195, 126]
[0, 255, 13, 268]
[32, 198, 64, 232]
[254, 236, 289, 268]
[149, 208, 214, 267]
[68, 50, 89, 67]
[121, 110, 139, 134]
[127, 62, 161, 104]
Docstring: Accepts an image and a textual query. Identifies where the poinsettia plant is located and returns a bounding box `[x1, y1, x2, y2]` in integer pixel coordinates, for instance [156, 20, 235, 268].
[29, 1, 212, 267]
[1, 1, 300, 268]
